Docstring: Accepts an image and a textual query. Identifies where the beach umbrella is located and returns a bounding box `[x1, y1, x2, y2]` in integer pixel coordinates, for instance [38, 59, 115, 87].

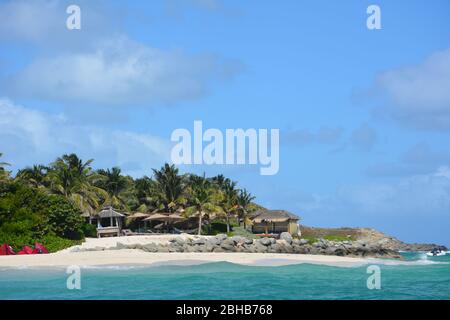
[128, 212, 150, 233]
[144, 213, 186, 233]
[128, 212, 150, 220]
[143, 213, 171, 221]
[167, 213, 185, 221]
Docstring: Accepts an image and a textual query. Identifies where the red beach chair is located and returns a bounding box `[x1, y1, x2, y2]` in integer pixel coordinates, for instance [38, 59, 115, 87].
[0, 243, 16, 255]
[17, 245, 34, 255]
[32, 242, 49, 254]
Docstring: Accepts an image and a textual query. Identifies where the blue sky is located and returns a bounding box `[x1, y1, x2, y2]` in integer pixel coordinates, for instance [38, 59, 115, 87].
[1, 0, 450, 245]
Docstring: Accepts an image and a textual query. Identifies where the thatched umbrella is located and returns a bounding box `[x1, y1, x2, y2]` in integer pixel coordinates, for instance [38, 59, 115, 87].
[128, 212, 150, 220]
[128, 212, 150, 233]
[144, 213, 171, 221]
[144, 213, 186, 233]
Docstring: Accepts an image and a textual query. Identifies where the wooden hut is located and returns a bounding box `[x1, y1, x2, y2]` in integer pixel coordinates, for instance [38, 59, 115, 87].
[250, 209, 300, 235]
[90, 206, 125, 238]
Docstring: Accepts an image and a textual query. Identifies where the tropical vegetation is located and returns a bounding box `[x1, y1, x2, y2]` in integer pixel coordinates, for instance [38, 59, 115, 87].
[0, 152, 259, 251]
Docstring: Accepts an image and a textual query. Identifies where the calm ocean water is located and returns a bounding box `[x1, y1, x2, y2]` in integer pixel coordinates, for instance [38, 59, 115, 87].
[0, 252, 449, 300]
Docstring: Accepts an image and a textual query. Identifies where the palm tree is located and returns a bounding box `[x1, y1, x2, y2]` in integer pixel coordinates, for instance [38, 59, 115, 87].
[220, 179, 239, 233]
[185, 175, 222, 235]
[48, 153, 107, 215]
[134, 176, 159, 213]
[0, 153, 11, 182]
[96, 167, 129, 209]
[236, 189, 255, 229]
[16, 164, 49, 188]
[152, 163, 186, 212]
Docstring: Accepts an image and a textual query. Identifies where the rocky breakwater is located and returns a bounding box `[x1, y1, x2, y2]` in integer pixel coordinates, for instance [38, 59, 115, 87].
[76, 232, 402, 258]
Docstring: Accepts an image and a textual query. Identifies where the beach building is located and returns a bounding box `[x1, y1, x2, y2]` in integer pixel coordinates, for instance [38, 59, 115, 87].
[89, 206, 126, 238]
[250, 209, 300, 236]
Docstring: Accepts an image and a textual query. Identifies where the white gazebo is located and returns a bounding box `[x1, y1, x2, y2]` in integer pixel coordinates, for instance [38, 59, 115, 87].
[91, 206, 125, 238]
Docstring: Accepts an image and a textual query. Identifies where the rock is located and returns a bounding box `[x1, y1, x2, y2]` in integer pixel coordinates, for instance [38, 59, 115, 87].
[268, 243, 282, 253]
[231, 236, 245, 244]
[299, 239, 309, 245]
[254, 242, 268, 253]
[169, 237, 185, 246]
[259, 237, 272, 246]
[70, 246, 81, 252]
[277, 240, 294, 253]
[244, 238, 254, 245]
[207, 237, 221, 246]
[216, 234, 228, 241]
[280, 232, 293, 245]
[142, 243, 158, 252]
[157, 245, 169, 252]
[220, 239, 236, 251]
[193, 238, 206, 245]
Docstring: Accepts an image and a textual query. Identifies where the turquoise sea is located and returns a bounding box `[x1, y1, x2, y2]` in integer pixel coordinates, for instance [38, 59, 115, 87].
[0, 252, 449, 300]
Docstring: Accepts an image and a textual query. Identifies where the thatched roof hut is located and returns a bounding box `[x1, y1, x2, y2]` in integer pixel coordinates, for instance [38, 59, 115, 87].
[251, 209, 300, 235]
[252, 209, 299, 223]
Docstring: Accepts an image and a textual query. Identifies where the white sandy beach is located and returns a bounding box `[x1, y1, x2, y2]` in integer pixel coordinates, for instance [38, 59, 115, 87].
[0, 235, 373, 268]
[0, 250, 371, 268]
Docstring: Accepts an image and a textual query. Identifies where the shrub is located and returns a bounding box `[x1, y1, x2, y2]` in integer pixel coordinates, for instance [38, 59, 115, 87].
[82, 223, 97, 238]
[207, 221, 229, 235]
[0, 181, 85, 252]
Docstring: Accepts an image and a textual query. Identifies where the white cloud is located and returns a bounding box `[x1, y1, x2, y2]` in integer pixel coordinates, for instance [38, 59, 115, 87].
[5, 36, 241, 106]
[0, 1, 242, 107]
[0, 0, 114, 49]
[0, 98, 171, 176]
[375, 48, 450, 130]
[334, 168, 450, 217]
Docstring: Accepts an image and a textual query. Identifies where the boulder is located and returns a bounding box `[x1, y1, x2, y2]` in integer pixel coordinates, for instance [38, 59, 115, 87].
[231, 236, 245, 244]
[142, 243, 158, 252]
[220, 239, 236, 251]
[169, 237, 185, 246]
[299, 239, 309, 245]
[279, 232, 293, 245]
[244, 238, 254, 245]
[193, 238, 206, 245]
[254, 242, 268, 253]
[207, 237, 221, 246]
[259, 237, 272, 246]
[216, 234, 228, 241]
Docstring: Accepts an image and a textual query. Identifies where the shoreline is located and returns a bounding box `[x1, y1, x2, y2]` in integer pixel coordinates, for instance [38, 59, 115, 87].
[2, 235, 437, 269]
[0, 249, 371, 268]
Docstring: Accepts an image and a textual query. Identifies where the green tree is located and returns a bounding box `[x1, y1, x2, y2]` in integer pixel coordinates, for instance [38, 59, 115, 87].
[236, 188, 255, 228]
[0, 153, 11, 182]
[0, 181, 85, 250]
[219, 179, 239, 233]
[96, 167, 130, 210]
[185, 175, 222, 235]
[152, 163, 186, 212]
[16, 164, 50, 189]
[134, 176, 160, 212]
[48, 154, 107, 215]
